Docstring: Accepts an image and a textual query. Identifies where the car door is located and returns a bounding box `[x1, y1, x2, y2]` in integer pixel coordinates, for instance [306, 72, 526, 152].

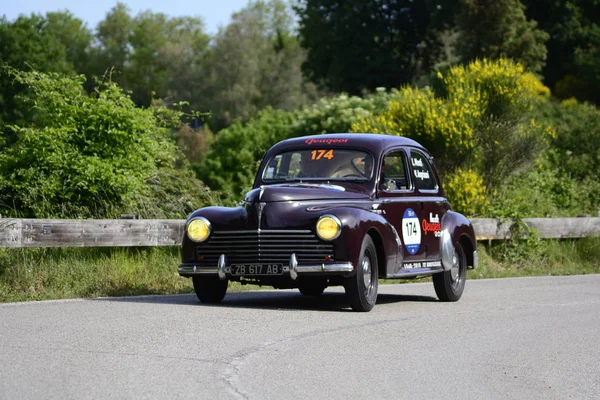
[408, 149, 447, 265]
[376, 148, 428, 274]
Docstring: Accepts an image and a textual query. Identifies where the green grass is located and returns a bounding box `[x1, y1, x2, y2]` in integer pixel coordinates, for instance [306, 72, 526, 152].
[1, 237, 599, 303]
[470, 236, 600, 279]
[0, 247, 188, 302]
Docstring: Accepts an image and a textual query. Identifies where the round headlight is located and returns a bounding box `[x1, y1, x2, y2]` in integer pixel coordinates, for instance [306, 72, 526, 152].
[187, 217, 211, 242]
[316, 215, 342, 241]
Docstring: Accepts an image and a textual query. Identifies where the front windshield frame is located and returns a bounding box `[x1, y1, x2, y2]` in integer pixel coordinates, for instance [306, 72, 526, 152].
[260, 148, 375, 183]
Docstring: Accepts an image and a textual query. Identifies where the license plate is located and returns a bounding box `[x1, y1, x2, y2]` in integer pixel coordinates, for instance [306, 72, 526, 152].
[230, 264, 283, 276]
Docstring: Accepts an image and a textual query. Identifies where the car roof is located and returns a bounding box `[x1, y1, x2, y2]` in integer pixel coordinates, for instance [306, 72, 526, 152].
[269, 133, 427, 155]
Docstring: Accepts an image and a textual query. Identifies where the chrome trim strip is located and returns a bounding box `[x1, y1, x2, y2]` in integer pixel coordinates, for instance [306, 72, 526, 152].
[472, 250, 479, 270]
[386, 269, 442, 279]
[210, 229, 312, 234]
[217, 254, 227, 280]
[441, 228, 455, 271]
[289, 253, 298, 280]
[296, 262, 353, 273]
[178, 265, 219, 274]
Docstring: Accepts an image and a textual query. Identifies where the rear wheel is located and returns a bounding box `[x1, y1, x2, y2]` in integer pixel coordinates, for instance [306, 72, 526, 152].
[192, 276, 228, 304]
[344, 235, 378, 312]
[433, 242, 467, 302]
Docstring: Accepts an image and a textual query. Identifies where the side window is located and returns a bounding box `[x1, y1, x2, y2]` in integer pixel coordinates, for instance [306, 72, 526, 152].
[410, 151, 438, 191]
[381, 151, 410, 192]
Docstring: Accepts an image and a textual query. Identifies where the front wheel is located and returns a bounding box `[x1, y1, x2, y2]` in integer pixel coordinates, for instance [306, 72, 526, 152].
[192, 276, 228, 304]
[344, 235, 378, 312]
[433, 242, 467, 302]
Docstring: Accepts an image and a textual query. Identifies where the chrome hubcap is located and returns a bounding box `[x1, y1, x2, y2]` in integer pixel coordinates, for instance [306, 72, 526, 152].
[362, 257, 372, 289]
[450, 251, 460, 282]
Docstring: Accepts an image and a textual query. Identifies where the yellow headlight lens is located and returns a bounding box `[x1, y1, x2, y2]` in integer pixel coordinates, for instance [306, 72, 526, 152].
[187, 218, 210, 242]
[316, 216, 341, 241]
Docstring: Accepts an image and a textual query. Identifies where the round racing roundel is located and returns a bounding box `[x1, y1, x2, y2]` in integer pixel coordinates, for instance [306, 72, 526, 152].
[402, 208, 421, 255]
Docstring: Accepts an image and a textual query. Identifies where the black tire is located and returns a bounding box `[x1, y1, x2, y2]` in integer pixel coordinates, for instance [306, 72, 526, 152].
[192, 276, 228, 304]
[433, 242, 467, 302]
[298, 279, 327, 296]
[344, 235, 379, 312]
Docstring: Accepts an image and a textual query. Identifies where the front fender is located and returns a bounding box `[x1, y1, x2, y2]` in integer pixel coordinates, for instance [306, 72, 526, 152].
[326, 207, 400, 276]
[181, 206, 248, 262]
[440, 211, 478, 271]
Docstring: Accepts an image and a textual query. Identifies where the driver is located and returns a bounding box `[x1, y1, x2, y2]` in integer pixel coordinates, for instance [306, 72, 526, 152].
[298, 151, 322, 178]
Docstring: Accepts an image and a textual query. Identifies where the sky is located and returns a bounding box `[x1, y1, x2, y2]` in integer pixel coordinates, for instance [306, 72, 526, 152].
[1, 0, 250, 33]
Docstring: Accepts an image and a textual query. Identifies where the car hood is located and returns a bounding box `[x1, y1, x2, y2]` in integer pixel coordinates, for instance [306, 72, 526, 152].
[244, 183, 369, 203]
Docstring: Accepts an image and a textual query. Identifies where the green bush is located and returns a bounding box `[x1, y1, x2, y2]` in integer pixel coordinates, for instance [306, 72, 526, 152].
[486, 97, 600, 219]
[351, 59, 551, 215]
[535, 98, 600, 182]
[0, 69, 212, 218]
[195, 90, 395, 202]
[195, 107, 296, 202]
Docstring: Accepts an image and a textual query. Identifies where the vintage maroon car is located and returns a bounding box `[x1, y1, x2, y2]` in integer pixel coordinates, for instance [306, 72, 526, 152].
[179, 133, 478, 311]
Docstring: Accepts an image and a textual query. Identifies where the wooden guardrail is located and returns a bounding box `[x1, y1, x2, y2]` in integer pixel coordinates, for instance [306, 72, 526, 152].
[1, 218, 599, 249]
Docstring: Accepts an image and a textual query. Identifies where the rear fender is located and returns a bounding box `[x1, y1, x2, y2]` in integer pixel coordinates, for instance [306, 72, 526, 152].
[441, 211, 478, 271]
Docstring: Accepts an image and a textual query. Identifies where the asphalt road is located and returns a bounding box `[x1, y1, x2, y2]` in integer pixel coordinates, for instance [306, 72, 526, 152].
[1, 275, 599, 400]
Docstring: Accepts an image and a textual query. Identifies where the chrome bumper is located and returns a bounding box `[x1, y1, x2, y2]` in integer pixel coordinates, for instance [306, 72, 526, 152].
[178, 253, 353, 280]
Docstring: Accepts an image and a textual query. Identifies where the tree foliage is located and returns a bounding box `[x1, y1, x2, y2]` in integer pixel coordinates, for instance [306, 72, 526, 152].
[456, 0, 549, 73]
[90, 3, 211, 108]
[0, 69, 212, 218]
[296, 0, 458, 94]
[522, 0, 600, 103]
[0, 12, 92, 125]
[195, 90, 395, 201]
[535, 98, 600, 183]
[201, 0, 316, 130]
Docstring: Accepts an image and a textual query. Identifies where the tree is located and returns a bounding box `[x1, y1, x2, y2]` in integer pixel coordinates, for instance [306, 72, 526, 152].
[91, 3, 211, 109]
[91, 2, 134, 88]
[44, 11, 93, 73]
[128, 13, 210, 106]
[0, 12, 92, 126]
[202, 0, 315, 130]
[296, 0, 458, 94]
[159, 17, 211, 111]
[456, 0, 549, 73]
[522, 0, 600, 103]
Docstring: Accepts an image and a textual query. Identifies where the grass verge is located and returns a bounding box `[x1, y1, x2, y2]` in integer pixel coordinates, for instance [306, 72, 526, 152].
[1, 237, 599, 303]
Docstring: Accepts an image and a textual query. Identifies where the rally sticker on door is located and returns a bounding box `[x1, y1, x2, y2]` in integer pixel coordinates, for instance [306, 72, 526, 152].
[402, 208, 421, 255]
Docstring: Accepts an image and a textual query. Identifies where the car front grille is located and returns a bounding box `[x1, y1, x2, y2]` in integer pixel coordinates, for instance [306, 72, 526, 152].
[195, 230, 334, 266]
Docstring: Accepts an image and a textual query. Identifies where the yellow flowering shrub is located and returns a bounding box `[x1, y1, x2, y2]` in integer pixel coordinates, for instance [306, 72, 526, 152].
[352, 86, 480, 162]
[353, 59, 550, 170]
[443, 168, 489, 216]
[441, 59, 549, 116]
[352, 59, 551, 209]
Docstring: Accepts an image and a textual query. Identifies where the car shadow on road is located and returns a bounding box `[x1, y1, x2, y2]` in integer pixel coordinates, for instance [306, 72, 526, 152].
[214, 292, 439, 312]
[90, 290, 438, 312]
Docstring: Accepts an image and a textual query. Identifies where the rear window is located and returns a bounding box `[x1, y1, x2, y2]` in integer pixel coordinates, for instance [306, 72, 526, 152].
[410, 151, 438, 191]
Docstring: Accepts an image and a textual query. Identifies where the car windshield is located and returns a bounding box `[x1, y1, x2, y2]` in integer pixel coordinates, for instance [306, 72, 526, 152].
[262, 149, 374, 182]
